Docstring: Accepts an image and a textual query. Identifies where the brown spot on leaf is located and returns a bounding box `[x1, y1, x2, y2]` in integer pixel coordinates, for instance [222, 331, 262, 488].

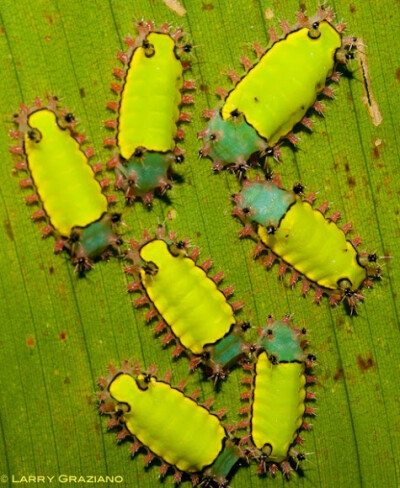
[64, 376, 71, 384]
[333, 367, 344, 381]
[199, 83, 209, 94]
[26, 336, 35, 348]
[45, 14, 53, 24]
[49, 266, 54, 274]
[396, 68, 400, 82]
[79, 87, 85, 98]
[349, 4, 356, 13]
[344, 162, 350, 172]
[59, 283, 66, 296]
[357, 352, 374, 372]
[202, 2, 214, 10]
[86, 395, 92, 405]
[0, 26, 5, 34]
[347, 176, 356, 188]
[60, 331, 67, 341]
[4, 220, 14, 241]
[336, 318, 344, 327]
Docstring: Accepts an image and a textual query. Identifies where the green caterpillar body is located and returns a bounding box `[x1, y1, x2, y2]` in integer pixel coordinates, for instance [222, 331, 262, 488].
[233, 176, 380, 310]
[104, 21, 194, 207]
[124, 228, 252, 381]
[199, 8, 356, 172]
[10, 96, 122, 273]
[240, 317, 316, 477]
[98, 361, 245, 486]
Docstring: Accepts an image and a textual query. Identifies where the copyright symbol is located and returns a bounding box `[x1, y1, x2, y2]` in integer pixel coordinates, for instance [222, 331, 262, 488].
[0, 475, 8, 483]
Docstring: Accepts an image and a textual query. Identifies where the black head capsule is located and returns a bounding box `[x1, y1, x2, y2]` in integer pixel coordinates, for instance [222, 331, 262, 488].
[266, 328, 273, 336]
[293, 183, 304, 195]
[368, 253, 377, 263]
[266, 225, 276, 235]
[111, 212, 122, 223]
[307, 354, 317, 362]
[241, 321, 251, 332]
[230, 109, 240, 118]
[176, 241, 185, 249]
[27, 128, 42, 143]
[134, 147, 145, 158]
[297, 453, 306, 462]
[209, 133, 216, 141]
[175, 154, 184, 164]
[143, 262, 158, 276]
[142, 40, 155, 57]
[115, 238, 124, 246]
[269, 354, 278, 365]
[301, 327, 307, 335]
[346, 52, 355, 60]
[265, 170, 273, 181]
[69, 231, 80, 243]
[344, 288, 354, 298]
[308, 21, 321, 39]
[242, 207, 250, 214]
[64, 113, 75, 123]
[183, 43, 192, 53]
[265, 148, 274, 157]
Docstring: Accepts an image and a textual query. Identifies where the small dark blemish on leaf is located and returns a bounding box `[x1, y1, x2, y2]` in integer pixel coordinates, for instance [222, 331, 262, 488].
[64, 376, 71, 384]
[199, 84, 209, 94]
[60, 331, 67, 341]
[347, 176, 356, 188]
[45, 14, 53, 24]
[372, 146, 380, 159]
[396, 68, 400, 82]
[0, 26, 5, 34]
[333, 367, 344, 381]
[27, 336, 35, 348]
[349, 4, 356, 13]
[345, 162, 350, 172]
[357, 352, 374, 372]
[49, 266, 54, 274]
[4, 220, 14, 241]
[202, 2, 214, 10]
[79, 87, 86, 98]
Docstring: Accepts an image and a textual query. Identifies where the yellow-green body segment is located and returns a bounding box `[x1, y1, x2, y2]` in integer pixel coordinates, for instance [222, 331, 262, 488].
[109, 373, 225, 472]
[222, 22, 341, 144]
[25, 110, 107, 236]
[118, 33, 183, 159]
[252, 352, 306, 463]
[258, 200, 367, 290]
[139, 240, 235, 354]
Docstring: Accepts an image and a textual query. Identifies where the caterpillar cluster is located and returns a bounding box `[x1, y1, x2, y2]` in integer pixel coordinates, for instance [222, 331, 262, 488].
[8, 6, 382, 488]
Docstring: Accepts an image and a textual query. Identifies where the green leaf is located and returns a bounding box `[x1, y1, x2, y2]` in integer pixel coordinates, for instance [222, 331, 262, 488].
[0, 0, 399, 487]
